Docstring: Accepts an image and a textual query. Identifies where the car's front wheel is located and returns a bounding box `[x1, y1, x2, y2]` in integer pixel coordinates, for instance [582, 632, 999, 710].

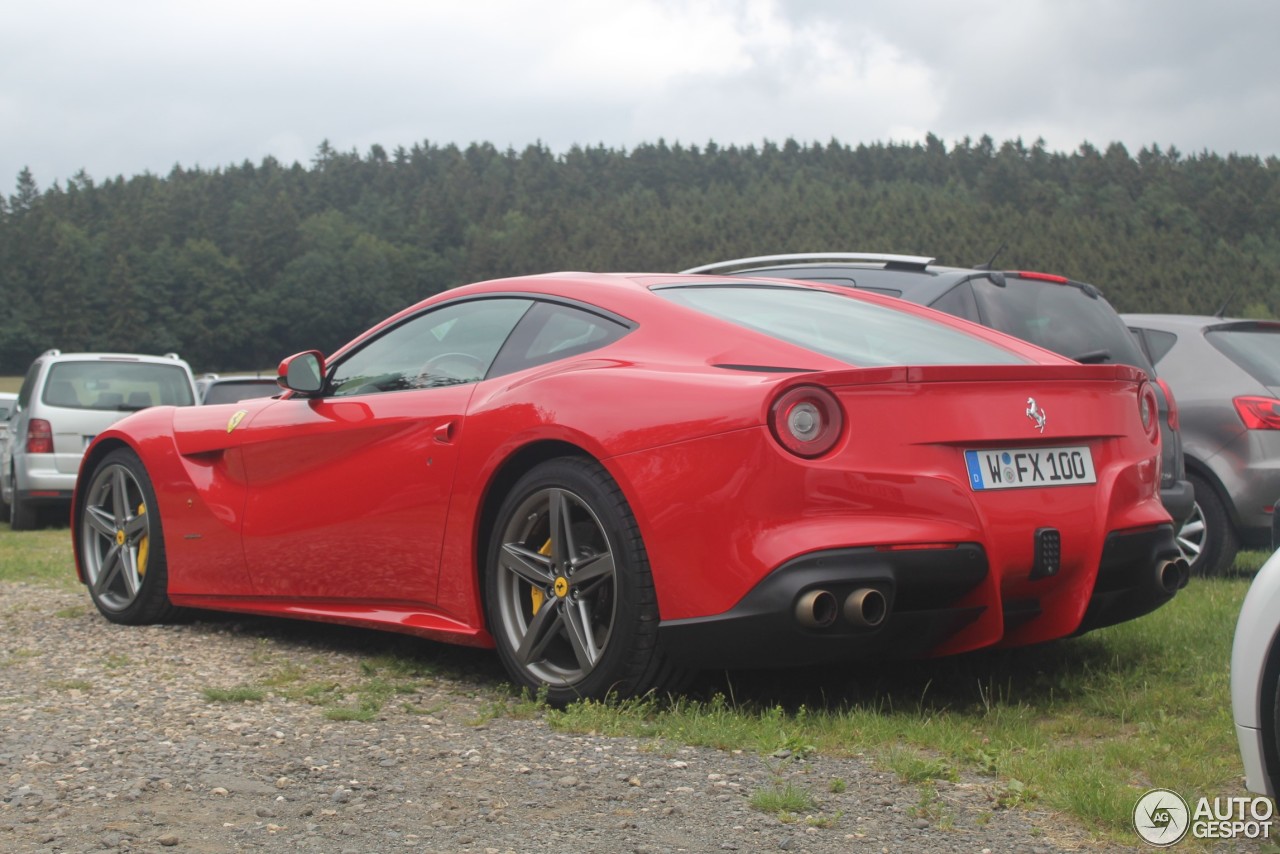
[77, 448, 179, 623]
[1181, 473, 1239, 577]
[485, 457, 678, 703]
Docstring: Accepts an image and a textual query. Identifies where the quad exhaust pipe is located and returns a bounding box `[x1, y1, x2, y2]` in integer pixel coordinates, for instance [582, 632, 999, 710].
[795, 589, 839, 628]
[1155, 557, 1190, 593]
[844, 587, 888, 628]
[795, 587, 888, 630]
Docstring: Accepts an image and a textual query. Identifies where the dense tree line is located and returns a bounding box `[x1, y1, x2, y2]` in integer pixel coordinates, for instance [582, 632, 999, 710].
[0, 134, 1277, 374]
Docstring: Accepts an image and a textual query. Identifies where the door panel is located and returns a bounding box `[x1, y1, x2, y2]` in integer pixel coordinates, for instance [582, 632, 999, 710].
[239, 387, 471, 603]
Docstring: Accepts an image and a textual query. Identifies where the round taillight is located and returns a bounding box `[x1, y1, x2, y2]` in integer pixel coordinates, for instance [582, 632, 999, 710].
[770, 386, 843, 458]
[1139, 382, 1160, 443]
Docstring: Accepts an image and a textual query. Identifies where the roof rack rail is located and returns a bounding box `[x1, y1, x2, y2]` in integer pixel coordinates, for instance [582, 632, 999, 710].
[680, 253, 936, 275]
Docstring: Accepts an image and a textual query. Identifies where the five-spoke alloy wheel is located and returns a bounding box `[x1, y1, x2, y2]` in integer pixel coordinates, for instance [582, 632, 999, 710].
[77, 448, 177, 623]
[1181, 473, 1239, 577]
[486, 457, 671, 703]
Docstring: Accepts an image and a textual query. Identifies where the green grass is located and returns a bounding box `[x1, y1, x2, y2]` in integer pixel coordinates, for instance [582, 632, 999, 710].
[202, 685, 266, 703]
[749, 782, 817, 819]
[543, 560, 1267, 844]
[3, 519, 1268, 843]
[0, 376, 20, 393]
[0, 527, 79, 588]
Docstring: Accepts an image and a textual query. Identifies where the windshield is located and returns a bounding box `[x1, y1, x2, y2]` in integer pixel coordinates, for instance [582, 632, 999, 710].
[658, 284, 1030, 367]
[971, 277, 1152, 370]
[44, 361, 195, 410]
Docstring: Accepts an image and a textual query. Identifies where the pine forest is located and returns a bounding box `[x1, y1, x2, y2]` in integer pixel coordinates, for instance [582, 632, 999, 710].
[0, 133, 1276, 375]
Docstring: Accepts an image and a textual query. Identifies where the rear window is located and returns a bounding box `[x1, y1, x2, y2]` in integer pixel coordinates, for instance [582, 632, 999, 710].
[657, 284, 1030, 367]
[44, 361, 195, 410]
[1206, 324, 1280, 386]
[971, 277, 1151, 370]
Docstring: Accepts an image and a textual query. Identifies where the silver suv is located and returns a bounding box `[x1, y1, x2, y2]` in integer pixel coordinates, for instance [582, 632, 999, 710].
[1, 350, 198, 529]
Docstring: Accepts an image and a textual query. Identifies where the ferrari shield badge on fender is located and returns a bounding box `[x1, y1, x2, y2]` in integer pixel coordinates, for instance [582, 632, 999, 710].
[226, 409, 248, 434]
[1025, 397, 1047, 433]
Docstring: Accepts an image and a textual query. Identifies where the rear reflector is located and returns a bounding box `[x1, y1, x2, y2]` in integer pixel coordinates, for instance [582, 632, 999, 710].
[1010, 271, 1069, 284]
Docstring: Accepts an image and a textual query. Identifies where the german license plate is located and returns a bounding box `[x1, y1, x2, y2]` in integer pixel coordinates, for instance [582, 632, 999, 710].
[964, 446, 1096, 491]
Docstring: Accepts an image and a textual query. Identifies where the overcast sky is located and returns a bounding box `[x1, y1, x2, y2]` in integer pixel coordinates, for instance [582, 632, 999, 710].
[4, 0, 1277, 191]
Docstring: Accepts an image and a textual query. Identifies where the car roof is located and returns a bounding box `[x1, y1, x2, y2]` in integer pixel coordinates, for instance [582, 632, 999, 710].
[321, 270, 1073, 369]
[37, 351, 191, 365]
[679, 255, 1106, 302]
[681, 252, 942, 274]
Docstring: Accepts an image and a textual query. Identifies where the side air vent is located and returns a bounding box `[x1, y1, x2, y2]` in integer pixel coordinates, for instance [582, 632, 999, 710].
[712, 364, 817, 373]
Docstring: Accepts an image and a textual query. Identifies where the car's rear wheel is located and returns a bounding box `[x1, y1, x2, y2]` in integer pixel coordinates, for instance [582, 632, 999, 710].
[1182, 473, 1238, 577]
[8, 471, 37, 531]
[485, 457, 678, 703]
[77, 448, 179, 623]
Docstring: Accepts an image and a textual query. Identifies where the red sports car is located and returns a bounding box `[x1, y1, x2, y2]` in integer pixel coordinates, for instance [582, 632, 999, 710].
[72, 273, 1187, 702]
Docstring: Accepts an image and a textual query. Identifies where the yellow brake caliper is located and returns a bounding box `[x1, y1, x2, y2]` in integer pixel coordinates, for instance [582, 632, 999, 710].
[136, 503, 149, 577]
[530, 538, 552, 615]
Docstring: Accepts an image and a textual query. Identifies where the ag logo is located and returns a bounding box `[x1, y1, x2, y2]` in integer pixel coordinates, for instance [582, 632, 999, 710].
[1133, 788, 1190, 846]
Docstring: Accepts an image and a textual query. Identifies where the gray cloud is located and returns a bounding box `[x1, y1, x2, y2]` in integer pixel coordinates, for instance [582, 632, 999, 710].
[3, 0, 1275, 193]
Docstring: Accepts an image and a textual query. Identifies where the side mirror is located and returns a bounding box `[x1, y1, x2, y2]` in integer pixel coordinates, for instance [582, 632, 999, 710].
[278, 351, 325, 396]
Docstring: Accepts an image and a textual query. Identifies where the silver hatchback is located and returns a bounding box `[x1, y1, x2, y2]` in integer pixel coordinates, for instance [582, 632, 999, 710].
[1125, 315, 1280, 575]
[1, 350, 198, 529]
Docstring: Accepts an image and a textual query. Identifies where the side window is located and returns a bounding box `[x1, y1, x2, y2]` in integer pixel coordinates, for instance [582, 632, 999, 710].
[328, 298, 533, 396]
[1142, 329, 1178, 365]
[16, 361, 41, 410]
[930, 282, 981, 322]
[489, 301, 632, 376]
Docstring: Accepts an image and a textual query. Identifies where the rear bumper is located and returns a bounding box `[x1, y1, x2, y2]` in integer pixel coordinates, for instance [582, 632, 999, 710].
[1072, 524, 1186, 635]
[658, 525, 1184, 669]
[16, 454, 78, 494]
[14, 489, 74, 502]
[658, 545, 988, 669]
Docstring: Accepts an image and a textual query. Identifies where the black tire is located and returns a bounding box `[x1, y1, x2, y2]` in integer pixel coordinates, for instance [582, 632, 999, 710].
[9, 479, 38, 531]
[1182, 473, 1238, 577]
[76, 448, 180, 623]
[484, 457, 682, 704]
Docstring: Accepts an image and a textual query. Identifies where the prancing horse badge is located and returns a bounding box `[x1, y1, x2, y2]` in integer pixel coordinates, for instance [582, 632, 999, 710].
[1025, 397, 1047, 433]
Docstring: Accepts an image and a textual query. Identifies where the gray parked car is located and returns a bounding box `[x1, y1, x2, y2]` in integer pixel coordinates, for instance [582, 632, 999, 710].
[1125, 315, 1280, 576]
[1, 350, 198, 529]
[0, 392, 16, 440]
[195, 373, 280, 405]
[683, 254, 1195, 534]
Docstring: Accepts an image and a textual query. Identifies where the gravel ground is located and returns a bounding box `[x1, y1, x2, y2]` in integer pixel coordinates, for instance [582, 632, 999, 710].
[0, 580, 1135, 853]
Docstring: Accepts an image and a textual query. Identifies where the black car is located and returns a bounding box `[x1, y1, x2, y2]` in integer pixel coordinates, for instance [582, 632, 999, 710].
[682, 253, 1195, 533]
